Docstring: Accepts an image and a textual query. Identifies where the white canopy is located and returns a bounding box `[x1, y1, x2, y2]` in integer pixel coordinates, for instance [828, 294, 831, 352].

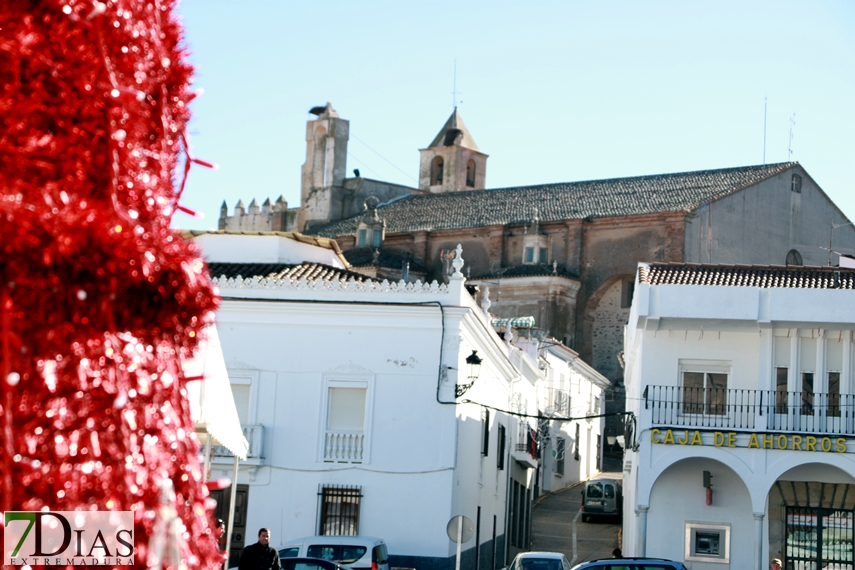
[184, 324, 248, 460]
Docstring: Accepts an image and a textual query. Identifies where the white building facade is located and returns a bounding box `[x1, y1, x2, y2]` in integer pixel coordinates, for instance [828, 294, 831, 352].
[190, 232, 589, 570]
[538, 342, 610, 491]
[623, 263, 855, 570]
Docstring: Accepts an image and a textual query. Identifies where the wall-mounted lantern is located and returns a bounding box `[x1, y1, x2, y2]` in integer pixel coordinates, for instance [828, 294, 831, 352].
[455, 350, 483, 398]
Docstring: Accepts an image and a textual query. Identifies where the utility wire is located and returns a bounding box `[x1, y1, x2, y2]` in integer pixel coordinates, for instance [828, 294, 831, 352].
[351, 134, 418, 184]
[459, 398, 633, 423]
[346, 152, 384, 180]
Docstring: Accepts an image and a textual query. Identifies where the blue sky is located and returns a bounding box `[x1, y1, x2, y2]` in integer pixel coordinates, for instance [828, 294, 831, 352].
[175, 1, 855, 231]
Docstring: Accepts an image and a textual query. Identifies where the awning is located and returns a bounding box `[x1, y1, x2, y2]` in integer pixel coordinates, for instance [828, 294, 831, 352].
[492, 316, 536, 329]
[184, 324, 249, 460]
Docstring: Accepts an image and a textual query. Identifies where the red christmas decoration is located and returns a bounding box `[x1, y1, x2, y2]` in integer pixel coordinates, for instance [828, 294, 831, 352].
[0, 1, 221, 568]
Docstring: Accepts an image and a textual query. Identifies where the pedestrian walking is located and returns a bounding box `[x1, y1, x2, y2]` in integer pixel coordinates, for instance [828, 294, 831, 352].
[215, 518, 227, 553]
[239, 528, 281, 570]
[770, 559, 782, 570]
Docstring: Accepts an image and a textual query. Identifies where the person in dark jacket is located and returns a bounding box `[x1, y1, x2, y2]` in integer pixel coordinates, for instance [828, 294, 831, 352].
[239, 528, 281, 570]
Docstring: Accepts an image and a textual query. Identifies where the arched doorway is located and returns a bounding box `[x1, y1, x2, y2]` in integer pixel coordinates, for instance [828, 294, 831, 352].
[646, 457, 752, 564]
[767, 463, 855, 569]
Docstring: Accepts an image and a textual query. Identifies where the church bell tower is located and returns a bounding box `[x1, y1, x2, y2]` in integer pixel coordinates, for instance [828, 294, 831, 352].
[298, 102, 349, 230]
[418, 109, 488, 193]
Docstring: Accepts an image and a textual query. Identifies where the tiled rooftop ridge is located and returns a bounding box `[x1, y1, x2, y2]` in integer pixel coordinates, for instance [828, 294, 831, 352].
[639, 263, 855, 289]
[206, 262, 370, 283]
[307, 162, 797, 238]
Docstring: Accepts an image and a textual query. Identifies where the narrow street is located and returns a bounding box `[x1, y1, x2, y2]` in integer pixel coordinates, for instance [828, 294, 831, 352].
[531, 471, 623, 566]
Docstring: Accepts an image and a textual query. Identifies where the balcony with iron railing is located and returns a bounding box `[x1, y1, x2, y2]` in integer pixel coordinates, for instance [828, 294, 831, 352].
[643, 386, 855, 435]
[512, 422, 539, 469]
[542, 388, 571, 417]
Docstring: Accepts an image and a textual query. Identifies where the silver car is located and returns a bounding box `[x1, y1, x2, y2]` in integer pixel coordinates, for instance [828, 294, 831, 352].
[570, 558, 688, 570]
[510, 551, 574, 570]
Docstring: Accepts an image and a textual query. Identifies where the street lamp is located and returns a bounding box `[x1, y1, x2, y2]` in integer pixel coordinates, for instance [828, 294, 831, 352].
[455, 350, 483, 398]
[606, 435, 617, 453]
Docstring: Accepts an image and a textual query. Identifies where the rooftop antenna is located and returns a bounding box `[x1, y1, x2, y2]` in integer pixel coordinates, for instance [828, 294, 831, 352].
[788, 112, 796, 161]
[763, 96, 767, 164]
[451, 59, 462, 110]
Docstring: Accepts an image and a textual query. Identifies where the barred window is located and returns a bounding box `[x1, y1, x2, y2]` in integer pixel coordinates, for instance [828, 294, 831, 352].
[318, 485, 361, 536]
[555, 438, 565, 476]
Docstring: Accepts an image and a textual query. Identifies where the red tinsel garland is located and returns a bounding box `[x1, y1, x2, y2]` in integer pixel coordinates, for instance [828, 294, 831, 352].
[0, 0, 221, 568]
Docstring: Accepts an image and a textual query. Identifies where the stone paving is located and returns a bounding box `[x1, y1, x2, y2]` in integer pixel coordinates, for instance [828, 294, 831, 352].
[530, 471, 623, 566]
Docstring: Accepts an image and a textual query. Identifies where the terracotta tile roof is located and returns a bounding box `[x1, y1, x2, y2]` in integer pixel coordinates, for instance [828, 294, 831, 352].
[307, 162, 797, 238]
[639, 263, 855, 289]
[207, 262, 372, 283]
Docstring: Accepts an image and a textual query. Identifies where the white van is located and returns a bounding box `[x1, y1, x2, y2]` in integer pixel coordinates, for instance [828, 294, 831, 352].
[580, 478, 622, 522]
[278, 536, 389, 570]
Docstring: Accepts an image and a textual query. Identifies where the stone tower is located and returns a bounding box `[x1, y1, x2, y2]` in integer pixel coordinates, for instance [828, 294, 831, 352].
[418, 109, 488, 193]
[298, 103, 349, 230]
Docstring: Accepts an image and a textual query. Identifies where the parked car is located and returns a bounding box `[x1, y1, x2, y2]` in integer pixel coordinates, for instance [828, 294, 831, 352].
[570, 558, 688, 570]
[278, 536, 389, 570]
[279, 558, 354, 570]
[580, 478, 622, 522]
[509, 551, 573, 570]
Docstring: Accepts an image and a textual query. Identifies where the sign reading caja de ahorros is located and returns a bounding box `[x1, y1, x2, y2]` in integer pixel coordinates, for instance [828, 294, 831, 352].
[651, 428, 850, 454]
[3, 511, 134, 566]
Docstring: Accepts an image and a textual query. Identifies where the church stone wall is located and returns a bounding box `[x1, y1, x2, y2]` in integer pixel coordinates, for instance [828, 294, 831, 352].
[472, 276, 580, 346]
[339, 178, 417, 222]
[575, 212, 685, 366]
[588, 279, 628, 381]
[684, 166, 855, 266]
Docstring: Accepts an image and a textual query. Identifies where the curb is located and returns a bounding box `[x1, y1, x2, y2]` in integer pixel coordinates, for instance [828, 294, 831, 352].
[533, 479, 586, 508]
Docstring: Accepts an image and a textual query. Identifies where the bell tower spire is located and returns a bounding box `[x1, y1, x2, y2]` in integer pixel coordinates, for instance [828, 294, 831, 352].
[418, 109, 488, 193]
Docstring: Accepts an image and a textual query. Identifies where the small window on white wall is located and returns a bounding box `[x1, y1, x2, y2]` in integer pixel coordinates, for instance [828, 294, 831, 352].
[322, 377, 373, 464]
[679, 360, 730, 416]
[231, 384, 251, 425]
[685, 521, 730, 563]
[228, 374, 257, 426]
[800, 337, 817, 416]
[327, 388, 366, 432]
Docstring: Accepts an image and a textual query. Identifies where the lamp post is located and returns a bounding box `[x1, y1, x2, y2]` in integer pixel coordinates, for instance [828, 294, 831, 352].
[455, 350, 483, 398]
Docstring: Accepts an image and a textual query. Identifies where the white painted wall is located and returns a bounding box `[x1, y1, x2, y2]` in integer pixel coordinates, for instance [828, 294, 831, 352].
[539, 344, 609, 491]
[195, 234, 547, 568]
[194, 232, 346, 267]
[623, 264, 855, 569]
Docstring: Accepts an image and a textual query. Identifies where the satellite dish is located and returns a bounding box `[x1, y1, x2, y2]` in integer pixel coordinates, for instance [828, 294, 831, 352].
[446, 515, 474, 543]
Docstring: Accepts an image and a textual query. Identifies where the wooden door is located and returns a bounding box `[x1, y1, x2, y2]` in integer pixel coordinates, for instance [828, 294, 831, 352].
[211, 484, 250, 568]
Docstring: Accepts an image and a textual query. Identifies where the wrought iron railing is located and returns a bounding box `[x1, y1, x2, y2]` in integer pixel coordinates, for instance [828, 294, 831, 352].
[643, 386, 855, 435]
[543, 388, 571, 417]
[515, 422, 539, 459]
